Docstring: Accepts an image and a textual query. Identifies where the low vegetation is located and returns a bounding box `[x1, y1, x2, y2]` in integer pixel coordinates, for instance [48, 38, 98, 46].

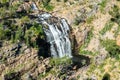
[101, 39, 120, 59]
[100, 21, 114, 35]
[0, 1, 44, 48]
[0, 0, 120, 80]
[42, 0, 54, 11]
[86, 16, 95, 24]
[99, 0, 108, 13]
[109, 5, 120, 37]
[79, 27, 95, 56]
[38, 57, 72, 79]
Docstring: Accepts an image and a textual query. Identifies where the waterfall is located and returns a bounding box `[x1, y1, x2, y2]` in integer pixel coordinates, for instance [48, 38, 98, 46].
[31, 2, 38, 10]
[31, 3, 72, 58]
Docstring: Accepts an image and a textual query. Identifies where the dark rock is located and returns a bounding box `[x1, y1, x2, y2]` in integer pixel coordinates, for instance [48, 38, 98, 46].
[23, 73, 34, 80]
[4, 72, 21, 80]
[24, 0, 29, 2]
[28, 14, 38, 19]
[10, 44, 19, 51]
[0, 41, 2, 47]
[102, 73, 110, 80]
[37, 39, 50, 58]
[72, 55, 90, 69]
[0, 2, 9, 8]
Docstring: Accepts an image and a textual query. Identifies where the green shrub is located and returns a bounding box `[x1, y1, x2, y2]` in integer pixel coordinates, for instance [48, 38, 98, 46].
[101, 39, 120, 59]
[56, 0, 61, 2]
[14, 27, 23, 42]
[84, 27, 93, 46]
[109, 5, 119, 17]
[42, 0, 51, 6]
[79, 49, 95, 55]
[0, 0, 8, 3]
[114, 25, 120, 37]
[24, 24, 44, 47]
[0, 23, 11, 40]
[74, 18, 80, 25]
[64, 0, 68, 2]
[0, 27, 5, 40]
[74, 15, 86, 25]
[0, 8, 6, 18]
[0, 2, 19, 18]
[109, 5, 120, 25]
[86, 16, 94, 24]
[44, 4, 54, 11]
[100, 21, 114, 35]
[99, 0, 108, 13]
[8, 5, 18, 17]
[102, 73, 110, 80]
[4, 29, 11, 39]
[20, 16, 30, 25]
[79, 27, 94, 55]
[50, 57, 72, 66]
[108, 5, 120, 37]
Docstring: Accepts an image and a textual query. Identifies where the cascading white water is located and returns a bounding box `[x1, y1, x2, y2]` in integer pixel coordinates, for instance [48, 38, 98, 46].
[31, 2, 38, 10]
[31, 3, 72, 58]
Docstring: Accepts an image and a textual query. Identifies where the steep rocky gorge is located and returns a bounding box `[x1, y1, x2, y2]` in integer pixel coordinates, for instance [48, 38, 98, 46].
[0, 0, 120, 80]
[0, 1, 89, 79]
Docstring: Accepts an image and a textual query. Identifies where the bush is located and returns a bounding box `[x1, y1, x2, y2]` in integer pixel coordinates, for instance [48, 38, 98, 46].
[44, 4, 54, 11]
[0, 2, 19, 18]
[50, 57, 72, 66]
[64, 0, 68, 2]
[109, 5, 120, 25]
[42, 0, 51, 7]
[24, 24, 44, 47]
[42, 0, 54, 11]
[74, 15, 86, 25]
[0, 23, 11, 40]
[84, 27, 93, 46]
[0, 0, 9, 4]
[102, 73, 110, 80]
[0, 25, 5, 40]
[109, 5, 120, 37]
[99, 0, 108, 13]
[20, 16, 30, 25]
[109, 5, 119, 17]
[56, 0, 61, 2]
[100, 21, 114, 35]
[14, 27, 23, 42]
[101, 39, 120, 59]
[0, 8, 6, 18]
[86, 16, 94, 24]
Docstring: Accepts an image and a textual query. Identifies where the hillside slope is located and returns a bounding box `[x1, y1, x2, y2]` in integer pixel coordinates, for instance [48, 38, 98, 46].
[0, 0, 120, 80]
